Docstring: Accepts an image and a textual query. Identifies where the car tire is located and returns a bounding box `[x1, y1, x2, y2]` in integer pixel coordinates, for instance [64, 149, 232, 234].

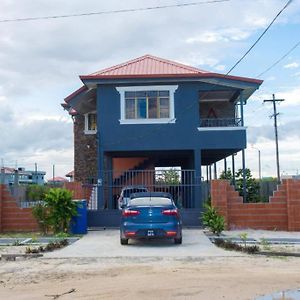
[120, 238, 128, 245]
[174, 237, 182, 244]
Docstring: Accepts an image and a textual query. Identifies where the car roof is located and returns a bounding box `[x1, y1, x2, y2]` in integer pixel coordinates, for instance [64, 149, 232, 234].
[121, 185, 148, 190]
[130, 192, 173, 199]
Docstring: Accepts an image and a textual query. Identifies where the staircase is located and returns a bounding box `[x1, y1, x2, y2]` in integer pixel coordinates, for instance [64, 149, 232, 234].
[113, 158, 155, 186]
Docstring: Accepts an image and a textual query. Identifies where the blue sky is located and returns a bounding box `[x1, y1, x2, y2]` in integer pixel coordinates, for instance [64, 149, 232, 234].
[0, 0, 299, 179]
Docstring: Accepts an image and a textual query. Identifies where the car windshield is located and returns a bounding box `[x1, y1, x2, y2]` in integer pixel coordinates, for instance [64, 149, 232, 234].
[123, 188, 147, 198]
[128, 197, 172, 207]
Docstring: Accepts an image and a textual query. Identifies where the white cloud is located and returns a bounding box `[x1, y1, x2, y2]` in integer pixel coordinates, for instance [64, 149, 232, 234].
[0, 0, 299, 180]
[214, 64, 226, 71]
[277, 88, 300, 106]
[284, 62, 299, 69]
[186, 28, 251, 44]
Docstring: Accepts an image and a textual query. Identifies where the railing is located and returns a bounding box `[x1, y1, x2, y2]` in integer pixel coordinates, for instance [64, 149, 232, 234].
[200, 118, 242, 127]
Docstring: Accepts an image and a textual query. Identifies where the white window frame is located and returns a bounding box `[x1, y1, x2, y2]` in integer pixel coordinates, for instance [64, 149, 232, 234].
[84, 111, 97, 134]
[116, 85, 178, 124]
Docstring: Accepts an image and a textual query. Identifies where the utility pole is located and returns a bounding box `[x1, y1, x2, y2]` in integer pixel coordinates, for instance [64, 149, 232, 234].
[264, 94, 284, 183]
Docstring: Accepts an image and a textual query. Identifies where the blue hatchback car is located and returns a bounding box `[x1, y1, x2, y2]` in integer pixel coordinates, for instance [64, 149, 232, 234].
[120, 192, 182, 245]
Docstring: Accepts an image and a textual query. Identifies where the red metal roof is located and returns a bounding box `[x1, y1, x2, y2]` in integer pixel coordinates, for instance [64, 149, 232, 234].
[79, 54, 263, 85]
[64, 55, 263, 103]
[48, 176, 68, 182]
[64, 85, 87, 103]
[88, 54, 208, 77]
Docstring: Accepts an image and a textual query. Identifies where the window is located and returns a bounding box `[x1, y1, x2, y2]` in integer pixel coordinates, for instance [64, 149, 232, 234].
[117, 85, 178, 124]
[84, 112, 97, 134]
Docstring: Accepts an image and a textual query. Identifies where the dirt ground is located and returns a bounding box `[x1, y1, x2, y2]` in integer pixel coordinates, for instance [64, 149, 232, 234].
[0, 255, 299, 300]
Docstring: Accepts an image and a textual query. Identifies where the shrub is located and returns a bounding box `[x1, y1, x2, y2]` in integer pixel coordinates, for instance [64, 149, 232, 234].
[32, 203, 51, 235]
[44, 188, 78, 234]
[202, 204, 225, 235]
[32, 188, 78, 234]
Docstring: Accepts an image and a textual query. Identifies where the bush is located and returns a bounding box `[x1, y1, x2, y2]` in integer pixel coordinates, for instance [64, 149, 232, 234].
[44, 188, 78, 233]
[32, 188, 77, 234]
[202, 204, 225, 235]
[32, 203, 51, 235]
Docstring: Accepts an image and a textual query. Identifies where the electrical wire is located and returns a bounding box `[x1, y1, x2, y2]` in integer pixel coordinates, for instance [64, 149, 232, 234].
[257, 40, 300, 77]
[226, 0, 293, 75]
[0, 0, 230, 23]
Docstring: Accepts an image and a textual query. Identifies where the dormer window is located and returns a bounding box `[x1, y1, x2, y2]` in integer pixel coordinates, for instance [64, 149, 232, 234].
[117, 85, 178, 124]
[84, 112, 97, 134]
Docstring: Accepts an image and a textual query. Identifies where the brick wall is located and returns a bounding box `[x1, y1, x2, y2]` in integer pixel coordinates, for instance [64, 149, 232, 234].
[63, 182, 93, 201]
[0, 184, 39, 232]
[211, 179, 300, 231]
[74, 114, 97, 182]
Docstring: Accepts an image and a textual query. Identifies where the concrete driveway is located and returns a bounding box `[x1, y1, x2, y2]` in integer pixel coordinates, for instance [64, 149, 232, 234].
[45, 229, 242, 258]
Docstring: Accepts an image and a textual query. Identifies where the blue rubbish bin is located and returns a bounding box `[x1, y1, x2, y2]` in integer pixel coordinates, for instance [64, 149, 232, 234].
[70, 200, 87, 234]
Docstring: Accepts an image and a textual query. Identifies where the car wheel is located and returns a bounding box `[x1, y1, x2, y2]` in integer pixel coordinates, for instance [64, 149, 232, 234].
[120, 238, 128, 245]
[174, 237, 182, 244]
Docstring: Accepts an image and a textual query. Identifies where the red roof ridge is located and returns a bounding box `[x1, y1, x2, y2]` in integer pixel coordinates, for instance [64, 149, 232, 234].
[89, 54, 208, 76]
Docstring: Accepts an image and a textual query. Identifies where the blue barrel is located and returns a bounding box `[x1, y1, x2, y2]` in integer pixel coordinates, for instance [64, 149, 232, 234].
[70, 200, 87, 234]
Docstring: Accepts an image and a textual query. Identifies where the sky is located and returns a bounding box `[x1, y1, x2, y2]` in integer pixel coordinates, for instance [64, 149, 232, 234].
[0, 0, 299, 180]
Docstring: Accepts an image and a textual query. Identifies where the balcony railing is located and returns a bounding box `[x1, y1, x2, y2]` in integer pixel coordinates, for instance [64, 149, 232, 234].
[200, 118, 242, 127]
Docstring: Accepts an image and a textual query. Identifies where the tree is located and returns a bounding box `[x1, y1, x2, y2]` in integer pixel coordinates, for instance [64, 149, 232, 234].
[156, 168, 180, 185]
[235, 168, 260, 203]
[219, 169, 233, 180]
[219, 168, 260, 203]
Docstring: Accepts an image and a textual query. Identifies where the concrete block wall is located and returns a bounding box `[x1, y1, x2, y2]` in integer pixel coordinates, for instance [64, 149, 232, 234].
[0, 184, 38, 232]
[211, 179, 300, 231]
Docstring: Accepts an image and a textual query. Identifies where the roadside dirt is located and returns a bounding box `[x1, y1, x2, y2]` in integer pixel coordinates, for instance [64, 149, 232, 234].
[0, 256, 299, 300]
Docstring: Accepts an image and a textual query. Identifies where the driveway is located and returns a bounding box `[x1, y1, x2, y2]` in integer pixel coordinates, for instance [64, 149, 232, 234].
[44, 229, 242, 258]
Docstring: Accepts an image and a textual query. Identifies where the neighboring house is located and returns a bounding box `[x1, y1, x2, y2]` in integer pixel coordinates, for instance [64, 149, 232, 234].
[66, 170, 75, 182]
[0, 167, 46, 185]
[47, 176, 68, 185]
[62, 54, 263, 226]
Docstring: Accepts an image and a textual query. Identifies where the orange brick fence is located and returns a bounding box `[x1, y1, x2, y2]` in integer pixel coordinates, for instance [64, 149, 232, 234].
[1, 180, 300, 232]
[0, 184, 38, 232]
[211, 179, 300, 231]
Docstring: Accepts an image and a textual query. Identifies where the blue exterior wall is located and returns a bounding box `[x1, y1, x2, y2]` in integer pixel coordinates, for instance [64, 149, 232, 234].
[97, 81, 246, 152]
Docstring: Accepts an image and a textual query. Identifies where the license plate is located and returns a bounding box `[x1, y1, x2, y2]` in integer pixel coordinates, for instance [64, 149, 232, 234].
[147, 230, 155, 237]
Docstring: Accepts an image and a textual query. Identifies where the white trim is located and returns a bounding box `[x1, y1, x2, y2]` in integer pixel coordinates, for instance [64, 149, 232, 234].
[116, 85, 178, 124]
[84, 112, 97, 134]
[197, 126, 247, 131]
[120, 118, 176, 125]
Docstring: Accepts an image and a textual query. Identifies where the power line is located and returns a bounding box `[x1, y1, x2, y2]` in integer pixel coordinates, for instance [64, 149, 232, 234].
[257, 39, 300, 77]
[0, 0, 230, 23]
[226, 0, 293, 75]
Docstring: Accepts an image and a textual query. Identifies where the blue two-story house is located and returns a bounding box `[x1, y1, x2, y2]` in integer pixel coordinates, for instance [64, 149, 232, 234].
[63, 55, 263, 226]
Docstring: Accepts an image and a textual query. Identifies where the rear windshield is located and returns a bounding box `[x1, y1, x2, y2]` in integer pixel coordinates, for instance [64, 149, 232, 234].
[123, 188, 147, 198]
[128, 197, 172, 207]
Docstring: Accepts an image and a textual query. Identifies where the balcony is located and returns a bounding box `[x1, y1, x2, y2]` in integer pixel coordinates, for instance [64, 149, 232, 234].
[200, 118, 242, 127]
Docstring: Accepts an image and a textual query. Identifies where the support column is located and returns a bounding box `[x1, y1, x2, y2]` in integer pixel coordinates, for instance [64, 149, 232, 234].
[232, 154, 236, 186]
[240, 91, 247, 202]
[214, 163, 217, 179]
[193, 149, 202, 209]
[106, 155, 113, 209]
[97, 150, 105, 209]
